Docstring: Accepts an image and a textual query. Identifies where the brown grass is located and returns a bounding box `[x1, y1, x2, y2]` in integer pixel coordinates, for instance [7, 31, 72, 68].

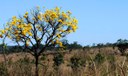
[0, 47, 128, 76]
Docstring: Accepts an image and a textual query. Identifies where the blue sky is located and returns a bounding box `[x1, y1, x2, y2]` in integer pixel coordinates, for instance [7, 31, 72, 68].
[0, 0, 128, 45]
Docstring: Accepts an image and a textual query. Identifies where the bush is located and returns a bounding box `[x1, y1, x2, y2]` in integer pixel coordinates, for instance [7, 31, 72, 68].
[70, 55, 86, 70]
[116, 39, 128, 55]
[94, 53, 105, 65]
[53, 53, 64, 70]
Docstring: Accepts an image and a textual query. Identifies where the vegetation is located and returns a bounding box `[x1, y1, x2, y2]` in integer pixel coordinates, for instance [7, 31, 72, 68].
[0, 5, 128, 76]
[0, 46, 128, 76]
[116, 39, 128, 55]
[0, 6, 78, 76]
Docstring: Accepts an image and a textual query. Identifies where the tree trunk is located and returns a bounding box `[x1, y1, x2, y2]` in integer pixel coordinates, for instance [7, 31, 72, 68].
[35, 56, 39, 76]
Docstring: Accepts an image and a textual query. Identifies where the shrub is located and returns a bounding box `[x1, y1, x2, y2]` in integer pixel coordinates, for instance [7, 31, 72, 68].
[53, 53, 64, 70]
[94, 53, 105, 65]
[116, 39, 128, 55]
[70, 55, 86, 70]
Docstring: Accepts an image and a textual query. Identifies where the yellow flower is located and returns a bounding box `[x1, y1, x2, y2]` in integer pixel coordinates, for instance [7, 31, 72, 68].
[26, 42, 29, 46]
[28, 32, 32, 36]
[55, 7, 60, 12]
[50, 13, 58, 19]
[17, 24, 21, 28]
[14, 30, 19, 34]
[25, 12, 28, 15]
[56, 39, 59, 44]
[59, 29, 64, 32]
[72, 25, 78, 32]
[11, 20, 16, 25]
[24, 15, 28, 18]
[62, 12, 68, 19]
[17, 19, 21, 22]
[67, 30, 72, 33]
[23, 12, 28, 18]
[58, 19, 63, 23]
[37, 14, 42, 21]
[59, 42, 63, 47]
[1, 30, 6, 34]
[57, 34, 61, 39]
[55, 39, 63, 47]
[22, 31, 26, 35]
[73, 18, 78, 24]
[12, 16, 17, 19]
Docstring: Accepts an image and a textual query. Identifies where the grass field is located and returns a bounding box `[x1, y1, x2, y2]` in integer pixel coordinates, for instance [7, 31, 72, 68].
[0, 46, 128, 76]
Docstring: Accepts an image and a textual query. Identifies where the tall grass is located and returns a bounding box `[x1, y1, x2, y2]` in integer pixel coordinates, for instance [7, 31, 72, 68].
[0, 47, 128, 76]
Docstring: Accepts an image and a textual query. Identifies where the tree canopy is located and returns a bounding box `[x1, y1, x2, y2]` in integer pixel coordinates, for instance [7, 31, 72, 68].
[0, 7, 78, 54]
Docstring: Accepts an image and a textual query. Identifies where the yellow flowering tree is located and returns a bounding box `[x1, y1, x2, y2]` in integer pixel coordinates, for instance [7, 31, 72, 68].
[0, 7, 78, 76]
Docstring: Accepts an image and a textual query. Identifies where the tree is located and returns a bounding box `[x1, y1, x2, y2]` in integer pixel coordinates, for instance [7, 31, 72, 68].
[0, 6, 78, 76]
[96, 43, 104, 52]
[68, 41, 83, 50]
[116, 39, 128, 55]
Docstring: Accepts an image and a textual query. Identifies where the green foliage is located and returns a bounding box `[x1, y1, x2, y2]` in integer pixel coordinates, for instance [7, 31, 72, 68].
[53, 53, 64, 69]
[116, 39, 128, 55]
[40, 54, 46, 61]
[70, 55, 86, 70]
[94, 53, 105, 65]
[66, 41, 83, 50]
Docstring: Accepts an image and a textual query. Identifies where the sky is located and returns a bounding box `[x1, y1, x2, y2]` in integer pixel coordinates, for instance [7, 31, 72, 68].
[0, 0, 128, 46]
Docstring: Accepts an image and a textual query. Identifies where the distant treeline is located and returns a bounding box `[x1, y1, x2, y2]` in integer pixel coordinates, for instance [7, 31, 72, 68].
[0, 39, 128, 54]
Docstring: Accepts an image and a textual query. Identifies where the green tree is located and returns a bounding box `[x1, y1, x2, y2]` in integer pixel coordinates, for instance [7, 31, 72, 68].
[116, 39, 128, 55]
[68, 41, 83, 50]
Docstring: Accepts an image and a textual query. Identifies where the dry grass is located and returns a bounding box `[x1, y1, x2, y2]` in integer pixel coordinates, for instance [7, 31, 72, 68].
[0, 47, 128, 76]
